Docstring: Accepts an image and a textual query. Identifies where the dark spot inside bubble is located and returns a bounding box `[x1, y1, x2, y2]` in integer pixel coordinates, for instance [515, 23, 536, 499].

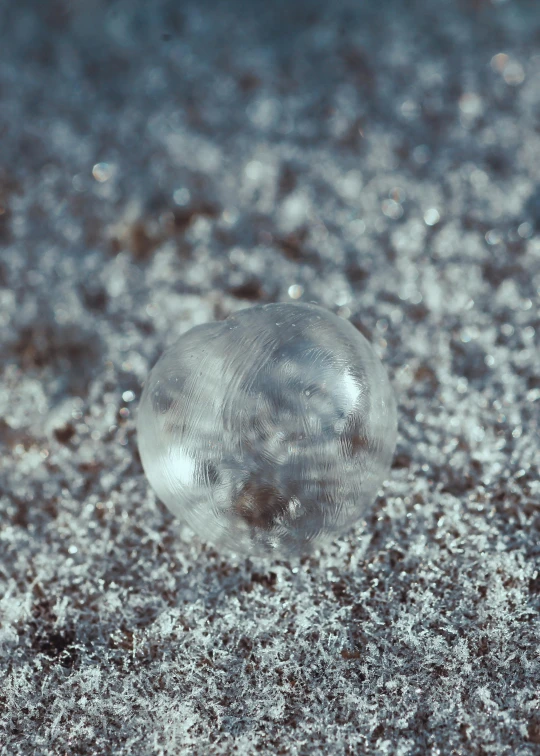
[235, 478, 289, 531]
[161, 32, 172, 41]
[343, 432, 371, 457]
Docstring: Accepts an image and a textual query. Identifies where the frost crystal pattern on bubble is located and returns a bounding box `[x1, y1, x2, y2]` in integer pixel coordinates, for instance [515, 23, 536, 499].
[137, 303, 397, 554]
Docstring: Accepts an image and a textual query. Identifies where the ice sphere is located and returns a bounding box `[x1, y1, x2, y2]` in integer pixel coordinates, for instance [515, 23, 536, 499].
[137, 302, 397, 555]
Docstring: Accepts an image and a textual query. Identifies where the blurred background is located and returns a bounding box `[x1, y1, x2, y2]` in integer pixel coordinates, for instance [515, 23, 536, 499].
[0, 0, 539, 753]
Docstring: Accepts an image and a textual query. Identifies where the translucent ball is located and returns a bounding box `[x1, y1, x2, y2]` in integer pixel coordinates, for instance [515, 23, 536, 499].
[137, 303, 397, 555]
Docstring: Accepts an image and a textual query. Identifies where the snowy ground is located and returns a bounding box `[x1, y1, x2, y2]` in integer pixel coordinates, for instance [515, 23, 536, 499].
[1, 1, 539, 753]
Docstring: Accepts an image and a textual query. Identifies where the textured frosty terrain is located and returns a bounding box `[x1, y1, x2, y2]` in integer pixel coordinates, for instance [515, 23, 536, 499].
[0, 1, 539, 754]
[138, 303, 396, 553]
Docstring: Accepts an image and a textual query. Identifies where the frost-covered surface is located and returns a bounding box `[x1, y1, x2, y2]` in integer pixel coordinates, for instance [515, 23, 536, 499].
[1, 1, 539, 754]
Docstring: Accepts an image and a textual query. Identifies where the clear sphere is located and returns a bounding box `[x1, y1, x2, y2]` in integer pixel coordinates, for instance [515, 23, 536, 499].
[137, 303, 397, 555]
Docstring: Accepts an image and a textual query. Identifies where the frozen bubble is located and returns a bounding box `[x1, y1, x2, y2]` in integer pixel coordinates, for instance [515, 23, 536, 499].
[137, 303, 397, 555]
